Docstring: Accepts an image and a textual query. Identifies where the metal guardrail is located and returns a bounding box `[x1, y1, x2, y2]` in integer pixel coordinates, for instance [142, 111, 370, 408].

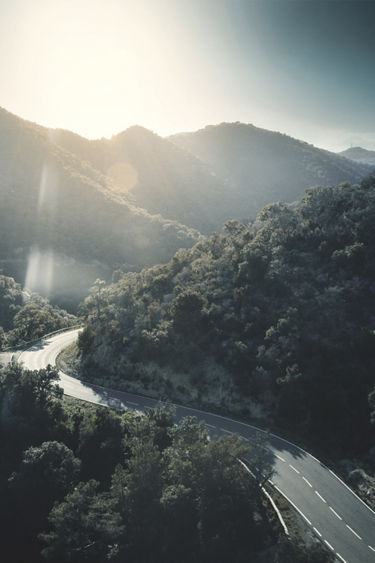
[1, 324, 84, 354]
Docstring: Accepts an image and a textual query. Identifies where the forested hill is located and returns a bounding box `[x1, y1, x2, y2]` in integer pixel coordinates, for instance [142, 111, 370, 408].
[80, 176, 375, 457]
[0, 108, 199, 305]
[49, 125, 236, 234]
[339, 146, 375, 166]
[170, 122, 372, 220]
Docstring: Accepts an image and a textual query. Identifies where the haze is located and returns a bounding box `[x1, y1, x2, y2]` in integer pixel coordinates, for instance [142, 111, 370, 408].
[0, 0, 374, 151]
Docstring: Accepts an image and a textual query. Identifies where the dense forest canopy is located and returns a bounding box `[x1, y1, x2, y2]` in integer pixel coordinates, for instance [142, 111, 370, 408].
[0, 364, 333, 562]
[79, 176, 375, 458]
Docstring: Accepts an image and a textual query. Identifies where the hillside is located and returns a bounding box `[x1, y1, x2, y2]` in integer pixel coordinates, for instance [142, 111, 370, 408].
[339, 146, 375, 166]
[49, 126, 236, 234]
[170, 122, 372, 219]
[78, 175, 375, 458]
[0, 108, 199, 307]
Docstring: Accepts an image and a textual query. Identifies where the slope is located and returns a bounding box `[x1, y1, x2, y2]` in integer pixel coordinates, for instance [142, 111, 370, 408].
[50, 126, 236, 234]
[0, 108, 199, 306]
[339, 147, 375, 166]
[170, 122, 372, 219]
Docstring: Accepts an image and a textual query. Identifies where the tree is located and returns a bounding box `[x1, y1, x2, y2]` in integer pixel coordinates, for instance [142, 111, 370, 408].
[41, 480, 123, 562]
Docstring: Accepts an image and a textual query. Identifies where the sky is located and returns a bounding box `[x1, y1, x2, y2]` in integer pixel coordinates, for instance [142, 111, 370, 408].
[0, 0, 374, 152]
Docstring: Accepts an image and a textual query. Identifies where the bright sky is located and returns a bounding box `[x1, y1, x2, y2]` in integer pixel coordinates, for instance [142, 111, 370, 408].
[0, 0, 374, 152]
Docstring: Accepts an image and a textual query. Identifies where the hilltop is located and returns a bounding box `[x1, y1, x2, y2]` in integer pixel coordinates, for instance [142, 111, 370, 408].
[339, 146, 375, 166]
[170, 122, 372, 219]
[0, 108, 199, 306]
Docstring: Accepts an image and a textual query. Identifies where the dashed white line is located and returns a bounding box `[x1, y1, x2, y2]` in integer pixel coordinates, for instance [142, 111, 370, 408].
[268, 479, 274, 486]
[324, 539, 334, 551]
[346, 524, 362, 540]
[336, 553, 346, 563]
[315, 490, 327, 503]
[302, 476, 312, 488]
[369, 545, 375, 552]
[275, 454, 286, 462]
[329, 506, 342, 520]
[241, 436, 249, 441]
[220, 428, 233, 434]
[289, 464, 300, 474]
[313, 527, 322, 537]
[206, 423, 216, 429]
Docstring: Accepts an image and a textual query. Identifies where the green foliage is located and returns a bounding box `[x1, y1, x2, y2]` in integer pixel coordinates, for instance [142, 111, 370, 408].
[0, 274, 76, 349]
[80, 177, 375, 456]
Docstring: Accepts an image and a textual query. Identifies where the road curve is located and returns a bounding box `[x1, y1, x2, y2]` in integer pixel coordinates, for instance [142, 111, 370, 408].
[18, 329, 375, 563]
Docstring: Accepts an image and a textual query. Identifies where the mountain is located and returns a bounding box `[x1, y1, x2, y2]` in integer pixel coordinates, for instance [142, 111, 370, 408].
[170, 122, 372, 219]
[0, 108, 199, 307]
[79, 175, 375, 456]
[339, 146, 375, 166]
[49, 126, 235, 234]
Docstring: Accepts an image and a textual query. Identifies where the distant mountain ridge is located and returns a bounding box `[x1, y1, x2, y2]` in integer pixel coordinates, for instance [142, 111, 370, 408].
[49, 125, 235, 234]
[169, 122, 372, 219]
[1, 107, 373, 306]
[0, 107, 200, 306]
[339, 146, 375, 166]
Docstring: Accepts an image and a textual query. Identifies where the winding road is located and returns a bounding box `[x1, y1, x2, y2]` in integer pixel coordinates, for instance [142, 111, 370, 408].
[18, 328, 375, 563]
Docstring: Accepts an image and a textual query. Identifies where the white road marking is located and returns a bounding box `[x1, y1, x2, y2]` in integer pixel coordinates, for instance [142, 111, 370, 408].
[368, 545, 375, 552]
[346, 524, 362, 540]
[127, 401, 139, 406]
[220, 428, 233, 434]
[329, 506, 342, 520]
[315, 490, 327, 503]
[241, 436, 249, 441]
[313, 527, 322, 537]
[206, 423, 216, 429]
[289, 464, 300, 474]
[275, 454, 286, 462]
[324, 539, 334, 551]
[144, 405, 153, 410]
[302, 476, 312, 488]
[268, 479, 274, 485]
[274, 485, 312, 525]
[336, 553, 346, 563]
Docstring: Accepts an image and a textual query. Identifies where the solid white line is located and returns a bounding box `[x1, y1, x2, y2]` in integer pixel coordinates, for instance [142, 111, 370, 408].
[275, 454, 286, 462]
[220, 428, 232, 434]
[127, 401, 139, 406]
[268, 479, 274, 485]
[302, 476, 312, 488]
[273, 485, 312, 525]
[241, 436, 249, 441]
[144, 405, 153, 410]
[328, 469, 375, 518]
[346, 524, 362, 540]
[336, 553, 346, 563]
[324, 540, 334, 551]
[206, 423, 216, 429]
[315, 490, 327, 503]
[289, 464, 300, 474]
[368, 545, 375, 552]
[329, 506, 342, 520]
[313, 527, 322, 537]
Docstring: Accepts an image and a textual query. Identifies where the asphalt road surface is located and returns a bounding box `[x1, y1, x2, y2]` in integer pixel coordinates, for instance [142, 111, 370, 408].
[18, 329, 375, 563]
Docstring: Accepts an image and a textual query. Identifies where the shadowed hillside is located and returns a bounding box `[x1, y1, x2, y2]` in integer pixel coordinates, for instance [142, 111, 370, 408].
[339, 147, 375, 166]
[170, 122, 372, 219]
[0, 108, 199, 307]
[49, 125, 236, 234]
